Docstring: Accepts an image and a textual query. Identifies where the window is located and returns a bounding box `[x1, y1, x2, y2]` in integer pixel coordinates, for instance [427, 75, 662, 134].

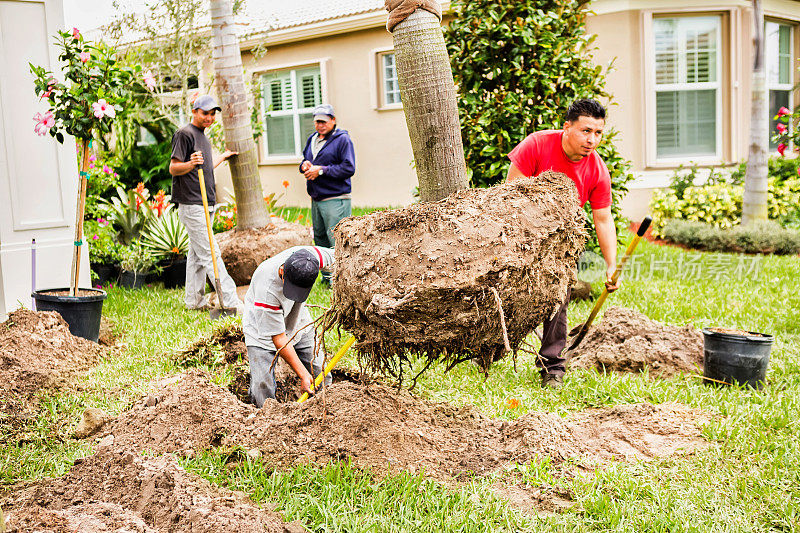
[653, 16, 721, 159]
[261, 66, 323, 157]
[381, 52, 401, 106]
[766, 21, 793, 150]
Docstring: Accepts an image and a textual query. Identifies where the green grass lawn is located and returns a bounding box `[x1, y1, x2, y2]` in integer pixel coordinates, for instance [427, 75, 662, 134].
[2, 235, 799, 532]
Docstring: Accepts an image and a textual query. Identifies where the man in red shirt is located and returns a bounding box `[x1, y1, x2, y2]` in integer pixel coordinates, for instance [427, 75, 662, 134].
[507, 99, 619, 388]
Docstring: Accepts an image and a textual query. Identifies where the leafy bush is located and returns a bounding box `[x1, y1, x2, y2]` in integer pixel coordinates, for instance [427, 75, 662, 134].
[730, 156, 800, 186]
[651, 178, 800, 236]
[445, 0, 634, 252]
[141, 207, 188, 261]
[84, 154, 123, 220]
[114, 139, 173, 194]
[102, 185, 153, 245]
[120, 241, 159, 273]
[85, 217, 124, 265]
[213, 201, 237, 233]
[661, 220, 800, 255]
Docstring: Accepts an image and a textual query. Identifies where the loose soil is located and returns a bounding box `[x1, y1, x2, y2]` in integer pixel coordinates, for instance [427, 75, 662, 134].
[39, 289, 104, 297]
[174, 322, 370, 403]
[0, 310, 104, 426]
[100, 371, 711, 481]
[2, 448, 305, 533]
[331, 173, 587, 375]
[216, 220, 312, 286]
[707, 327, 767, 337]
[568, 307, 703, 377]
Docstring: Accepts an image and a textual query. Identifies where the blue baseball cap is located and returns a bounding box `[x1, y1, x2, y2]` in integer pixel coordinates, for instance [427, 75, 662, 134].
[283, 249, 320, 302]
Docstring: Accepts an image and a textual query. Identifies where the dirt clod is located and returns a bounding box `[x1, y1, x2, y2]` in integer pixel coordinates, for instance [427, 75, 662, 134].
[568, 307, 703, 377]
[102, 371, 710, 481]
[2, 448, 303, 532]
[0, 310, 104, 429]
[331, 173, 587, 375]
[216, 220, 312, 286]
[73, 407, 109, 439]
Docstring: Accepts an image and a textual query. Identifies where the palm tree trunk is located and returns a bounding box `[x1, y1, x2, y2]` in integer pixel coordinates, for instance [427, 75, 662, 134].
[743, 0, 768, 225]
[390, 6, 469, 202]
[210, 0, 269, 229]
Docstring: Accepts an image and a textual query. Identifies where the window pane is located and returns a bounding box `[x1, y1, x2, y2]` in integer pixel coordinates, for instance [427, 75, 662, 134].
[295, 67, 322, 110]
[654, 16, 718, 85]
[382, 53, 400, 105]
[266, 115, 295, 156]
[779, 25, 792, 84]
[656, 89, 716, 158]
[299, 113, 315, 144]
[769, 89, 790, 149]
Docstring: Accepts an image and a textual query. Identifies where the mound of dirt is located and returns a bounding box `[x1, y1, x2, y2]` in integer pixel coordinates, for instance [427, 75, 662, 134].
[568, 307, 703, 377]
[0, 310, 104, 415]
[2, 448, 304, 532]
[331, 173, 587, 375]
[101, 371, 710, 480]
[217, 220, 312, 285]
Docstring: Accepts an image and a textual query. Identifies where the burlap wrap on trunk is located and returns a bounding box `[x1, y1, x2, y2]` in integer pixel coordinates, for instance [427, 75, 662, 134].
[330, 172, 588, 376]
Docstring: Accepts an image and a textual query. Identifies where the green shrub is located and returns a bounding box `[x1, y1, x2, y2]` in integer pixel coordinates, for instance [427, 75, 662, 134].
[651, 178, 800, 236]
[85, 217, 124, 265]
[661, 219, 800, 255]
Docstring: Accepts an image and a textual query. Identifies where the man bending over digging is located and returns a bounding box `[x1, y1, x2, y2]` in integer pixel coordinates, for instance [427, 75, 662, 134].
[243, 246, 335, 406]
[506, 99, 619, 389]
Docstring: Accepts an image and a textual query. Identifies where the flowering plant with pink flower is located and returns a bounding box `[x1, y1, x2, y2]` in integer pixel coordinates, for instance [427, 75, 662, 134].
[29, 29, 144, 142]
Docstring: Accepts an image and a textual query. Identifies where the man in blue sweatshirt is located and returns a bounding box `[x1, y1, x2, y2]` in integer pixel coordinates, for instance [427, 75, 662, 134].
[299, 104, 355, 283]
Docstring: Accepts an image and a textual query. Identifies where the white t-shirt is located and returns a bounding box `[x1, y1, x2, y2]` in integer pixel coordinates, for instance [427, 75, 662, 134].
[243, 246, 335, 351]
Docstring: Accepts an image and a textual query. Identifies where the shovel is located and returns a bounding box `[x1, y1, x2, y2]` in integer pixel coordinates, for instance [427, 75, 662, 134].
[297, 335, 356, 403]
[564, 216, 651, 353]
[197, 166, 235, 320]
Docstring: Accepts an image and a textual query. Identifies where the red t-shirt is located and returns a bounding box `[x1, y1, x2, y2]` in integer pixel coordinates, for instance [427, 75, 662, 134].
[507, 130, 612, 209]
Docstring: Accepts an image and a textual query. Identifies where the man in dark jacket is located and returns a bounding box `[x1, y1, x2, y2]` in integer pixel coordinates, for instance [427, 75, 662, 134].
[299, 104, 355, 283]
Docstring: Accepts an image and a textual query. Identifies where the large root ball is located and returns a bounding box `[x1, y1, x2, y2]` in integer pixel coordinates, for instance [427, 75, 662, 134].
[217, 219, 312, 285]
[331, 172, 587, 374]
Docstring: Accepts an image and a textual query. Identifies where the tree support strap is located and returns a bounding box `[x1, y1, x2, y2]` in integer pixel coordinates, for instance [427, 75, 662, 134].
[385, 0, 442, 32]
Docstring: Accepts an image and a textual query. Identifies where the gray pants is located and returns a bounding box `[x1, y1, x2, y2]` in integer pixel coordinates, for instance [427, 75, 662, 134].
[177, 204, 241, 309]
[247, 343, 331, 407]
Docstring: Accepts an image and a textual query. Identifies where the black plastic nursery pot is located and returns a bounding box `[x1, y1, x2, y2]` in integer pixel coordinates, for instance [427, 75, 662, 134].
[161, 258, 186, 289]
[90, 262, 119, 286]
[702, 328, 774, 389]
[119, 270, 149, 289]
[32, 288, 107, 342]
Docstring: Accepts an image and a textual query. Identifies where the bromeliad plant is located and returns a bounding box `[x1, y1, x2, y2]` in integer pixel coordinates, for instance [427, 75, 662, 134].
[142, 207, 189, 262]
[30, 28, 150, 296]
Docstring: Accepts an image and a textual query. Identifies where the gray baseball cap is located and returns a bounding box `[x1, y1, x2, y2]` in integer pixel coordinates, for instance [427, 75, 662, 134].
[312, 104, 335, 120]
[193, 95, 222, 111]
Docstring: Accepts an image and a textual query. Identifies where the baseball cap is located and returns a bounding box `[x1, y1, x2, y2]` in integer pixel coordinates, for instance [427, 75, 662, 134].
[282, 249, 320, 302]
[312, 104, 335, 120]
[192, 94, 222, 112]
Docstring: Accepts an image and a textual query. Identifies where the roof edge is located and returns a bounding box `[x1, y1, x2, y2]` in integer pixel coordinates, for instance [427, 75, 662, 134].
[242, 1, 453, 49]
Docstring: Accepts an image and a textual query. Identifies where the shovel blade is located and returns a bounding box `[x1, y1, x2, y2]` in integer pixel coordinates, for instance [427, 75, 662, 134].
[209, 307, 237, 320]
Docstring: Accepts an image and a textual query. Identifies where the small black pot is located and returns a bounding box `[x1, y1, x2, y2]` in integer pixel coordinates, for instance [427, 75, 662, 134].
[90, 263, 119, 286]
[119, 270, 150, 289]
[32, 288, 107, 342]
[161, 258, 187, 289]
[702, 328, 774, 389]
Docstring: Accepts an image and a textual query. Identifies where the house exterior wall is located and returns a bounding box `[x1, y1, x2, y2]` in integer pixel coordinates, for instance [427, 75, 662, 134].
[0, 0, 89, 321]
[589, 0, 800, 221]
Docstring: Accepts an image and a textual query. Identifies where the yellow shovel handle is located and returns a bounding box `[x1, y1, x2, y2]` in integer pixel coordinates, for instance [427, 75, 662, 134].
[297, 335, 356, 404]
[197, 168, 221, 281]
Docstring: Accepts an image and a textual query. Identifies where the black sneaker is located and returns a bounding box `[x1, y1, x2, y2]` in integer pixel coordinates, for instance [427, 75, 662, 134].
[541, 373, 564, 389]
